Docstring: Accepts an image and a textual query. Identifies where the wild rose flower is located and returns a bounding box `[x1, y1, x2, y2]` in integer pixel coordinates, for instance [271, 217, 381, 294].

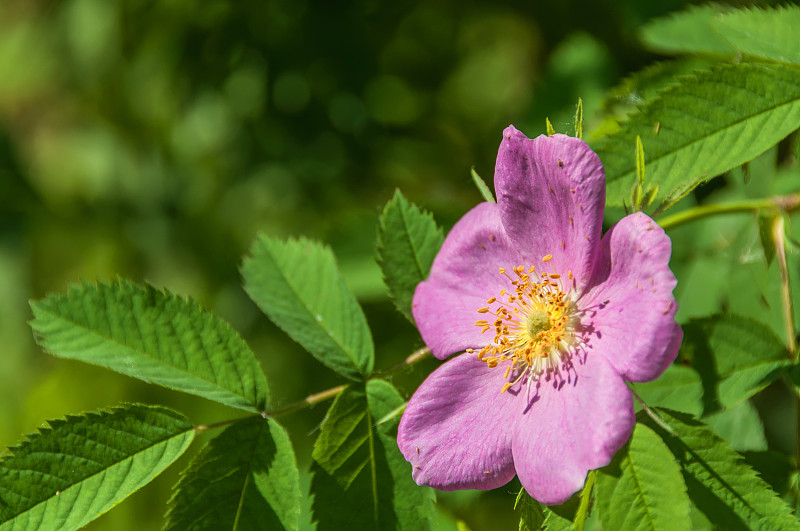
[397, 126, 682, 505]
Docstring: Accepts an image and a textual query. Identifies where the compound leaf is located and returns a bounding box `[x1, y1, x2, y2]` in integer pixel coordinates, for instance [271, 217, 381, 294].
[0, 404, 193, 531]
[376, 190, 444, 323]
[165, 417, 301, 530]
[242, 236, 374, 380]
[30, 280, 269, 412]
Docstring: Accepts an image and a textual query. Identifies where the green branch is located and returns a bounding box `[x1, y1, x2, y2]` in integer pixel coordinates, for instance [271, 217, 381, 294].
[656, 193, 800, 230]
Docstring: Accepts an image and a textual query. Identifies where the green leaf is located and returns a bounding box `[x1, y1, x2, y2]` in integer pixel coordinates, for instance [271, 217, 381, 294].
[741, 450, 795, 497]
[311, 379, 435, 530]
[632, 364, 703, 417]
[594, 62, 800, 211]
[0, 404, 193, 531]
[242, 235, 374, 380]
[574, 97, 583, 139]
[516, 490, 545, 531]
[713, 6, 800, 65]
[470, 168, 496, 203]
[597, 423, 691, 531]
[640, 408, 798, 530]
[542, 506, 575, 531]
[638, 4, 736, 57]
[376, 190, 444, 323]
[30, 280, 269, 413]
[703, 400, 767, 452]
[680, 315, 791, 412]
[164, 416, 301, 531]
[758, 211, 778, 267]
[546, 117, 556, 137]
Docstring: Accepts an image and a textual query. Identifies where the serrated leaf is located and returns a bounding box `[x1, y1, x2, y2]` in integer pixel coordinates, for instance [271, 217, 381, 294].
[681, 315, 791, 411]
[0, 404, 193, 531]
[632, 364, 703, 416]
[470, 168, 496, 203]
[596, 423, 691, 531]
[242, 236, 374, 380]
[741, 450, 795, 497]
[164, 416, 300, 531]
[640, 408, 798, 530]
[713, 6, 800, 65]
[30, 280, 269, 413]
[311, 379, 435, 530]
[594, 62, 800, 211]
[638, 4, 736, 56]
[376, 190, 444, 323]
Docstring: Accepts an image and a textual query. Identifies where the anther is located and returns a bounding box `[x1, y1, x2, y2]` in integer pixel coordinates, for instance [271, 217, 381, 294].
[542, 254, 553, 262]
[477, 307, 490, 313]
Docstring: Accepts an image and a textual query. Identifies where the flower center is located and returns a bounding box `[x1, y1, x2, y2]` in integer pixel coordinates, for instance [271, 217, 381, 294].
[467, 254, 578, 393]
[527, 310, 552, 337]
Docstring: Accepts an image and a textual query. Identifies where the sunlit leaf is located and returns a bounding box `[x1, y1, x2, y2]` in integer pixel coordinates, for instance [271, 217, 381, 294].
[30, 280, 269, 412]
[713, 6, 800, 65]
[596, 423, 691, 531]
[681, 314, 790, 411]
[0, 405, 193, 530]
[311, 379, 435, 530]
[164, 417, 301, 530]
[638, 3, 735, 56]
[702, 400, 767, 452]
[595, 62, 800, 211]
[470, 168, 496, 203]
[641, 409, 798, 530]
[376, 190, 444, 323]
[633, 364, 703, 416]
[242, 235, 374, 380]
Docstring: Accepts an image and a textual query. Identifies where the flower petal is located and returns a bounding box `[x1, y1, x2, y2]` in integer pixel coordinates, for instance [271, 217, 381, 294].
[512, 354, 635, 505]
[412, 202, 523, 359]
[494, 126, 606, 291]
[580, 212, 682, 382]
[397, 352, 520, 491]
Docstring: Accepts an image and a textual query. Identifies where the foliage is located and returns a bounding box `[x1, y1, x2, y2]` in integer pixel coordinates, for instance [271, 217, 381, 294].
[2, 1, 800, 530]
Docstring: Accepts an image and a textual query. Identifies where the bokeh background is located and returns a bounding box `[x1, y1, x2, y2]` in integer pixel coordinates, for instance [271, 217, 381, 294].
[0, 0, 791, 529]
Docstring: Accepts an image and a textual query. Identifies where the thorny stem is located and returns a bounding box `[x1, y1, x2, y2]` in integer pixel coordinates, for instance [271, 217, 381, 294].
[656, 193, 800, 231]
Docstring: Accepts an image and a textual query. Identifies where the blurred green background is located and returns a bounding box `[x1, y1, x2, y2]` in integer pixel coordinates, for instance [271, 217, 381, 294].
[0, 0, 783, 529]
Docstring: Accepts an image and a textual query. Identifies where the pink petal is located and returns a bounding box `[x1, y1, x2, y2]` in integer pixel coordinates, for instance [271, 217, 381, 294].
[580, 212, 682, 383]
[512, 354, 635, 505]
[412, 202, 523, 359]
[397, 352, 520, 491]
[494, 127, 606, 292]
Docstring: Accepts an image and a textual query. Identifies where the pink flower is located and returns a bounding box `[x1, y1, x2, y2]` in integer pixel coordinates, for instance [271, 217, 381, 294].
[397, 126, 682, 505]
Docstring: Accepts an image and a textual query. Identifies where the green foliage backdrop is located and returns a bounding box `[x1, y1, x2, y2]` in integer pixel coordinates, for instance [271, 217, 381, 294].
[2, 0, 799, 529]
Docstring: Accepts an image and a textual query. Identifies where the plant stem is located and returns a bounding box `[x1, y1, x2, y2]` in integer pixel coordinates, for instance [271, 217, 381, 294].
[194, 416, 251, 433]
[656, 193, 800, 231]
[264, 346, 431, 418]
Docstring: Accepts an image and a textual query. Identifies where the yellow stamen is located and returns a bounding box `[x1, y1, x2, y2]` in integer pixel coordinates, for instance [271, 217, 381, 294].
[475, 256, 578, 392]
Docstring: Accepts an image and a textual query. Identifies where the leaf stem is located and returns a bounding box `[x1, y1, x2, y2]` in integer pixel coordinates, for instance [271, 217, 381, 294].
[656, 193, 800, 231]
[629, 386, 675, 435]
[264, 347, 431, 418]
